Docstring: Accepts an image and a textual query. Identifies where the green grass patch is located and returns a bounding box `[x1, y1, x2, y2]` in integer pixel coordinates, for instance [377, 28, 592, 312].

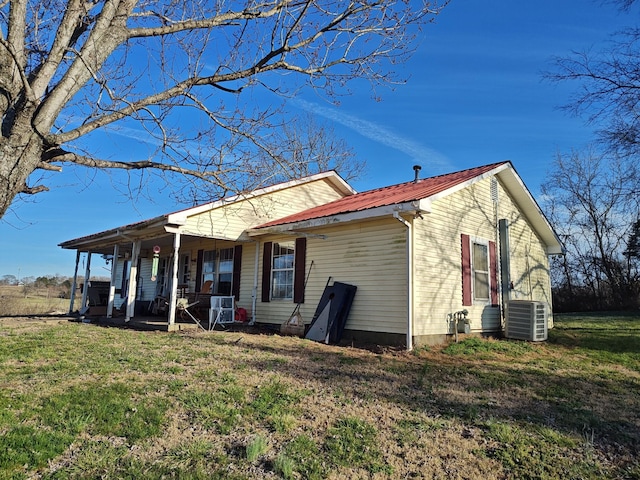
[0, 425, 74, 475]
[443, 337, 536, 357]
[280, 434, 327, 480]
[482, 419, 605, 479]
[245, 435, 269, 462]
[39, 382, 166, 442]
[549, 313, 640, 371]
[325, 417, 393, 475]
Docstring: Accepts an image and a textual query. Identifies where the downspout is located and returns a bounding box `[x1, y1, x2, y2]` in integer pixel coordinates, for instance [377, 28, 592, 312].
[498, 219, 511, 311]
[107, 244, 119, 318]
[68, 250, 81, 314]
[251, 240, 260, 325]
[393, 212, 413, 351]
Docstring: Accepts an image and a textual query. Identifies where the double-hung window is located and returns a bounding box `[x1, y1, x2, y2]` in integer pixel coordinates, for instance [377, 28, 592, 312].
[462, 234, 497, 306]
[271, 242, 295, 300]
[472, 240, 490, 302]
[202, 247, 234, 295]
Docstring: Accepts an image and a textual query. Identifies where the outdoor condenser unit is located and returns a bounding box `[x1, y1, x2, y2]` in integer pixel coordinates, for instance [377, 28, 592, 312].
[505, 300, 548, 341]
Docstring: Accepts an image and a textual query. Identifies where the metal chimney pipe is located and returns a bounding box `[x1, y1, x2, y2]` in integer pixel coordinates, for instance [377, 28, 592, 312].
[413, 165, 422, 183]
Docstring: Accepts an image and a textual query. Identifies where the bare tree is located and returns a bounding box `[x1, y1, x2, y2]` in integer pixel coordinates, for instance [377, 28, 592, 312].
[547, 2, 640, 160]
[0, 1, 447, 218]
[542, 149, 640, 310]
[179, 112, 366, 205]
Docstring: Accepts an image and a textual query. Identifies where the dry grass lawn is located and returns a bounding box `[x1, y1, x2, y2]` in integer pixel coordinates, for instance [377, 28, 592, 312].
[0, 313, 639, 479]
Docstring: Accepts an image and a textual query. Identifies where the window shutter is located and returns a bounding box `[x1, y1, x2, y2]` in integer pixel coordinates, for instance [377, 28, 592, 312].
[489, 240, 498, 306]
[293, 237, 307, 304]
[461, 234, 472, 306]
[261, 242, 272, 302]
[232, 245, 242, 301]
[195, 249, 204, 292]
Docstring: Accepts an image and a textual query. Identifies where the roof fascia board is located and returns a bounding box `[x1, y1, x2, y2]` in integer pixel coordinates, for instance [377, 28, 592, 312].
[59, 218, 171, 250]
[248, 200, 426, 236]
[496, 168, 564, 254]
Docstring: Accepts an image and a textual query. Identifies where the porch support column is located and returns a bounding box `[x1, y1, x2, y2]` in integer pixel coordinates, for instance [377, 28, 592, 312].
[125, 241, 141, 321]
[80, 252, 92, 314]
[167, 231, 181, 328]
[107, 244, 119, 318]
[251, 240, 260, 325]
[68, 251, 81, 314]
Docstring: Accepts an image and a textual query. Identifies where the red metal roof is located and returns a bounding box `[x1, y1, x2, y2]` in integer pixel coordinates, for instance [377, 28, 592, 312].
[257, 162, 510, 228]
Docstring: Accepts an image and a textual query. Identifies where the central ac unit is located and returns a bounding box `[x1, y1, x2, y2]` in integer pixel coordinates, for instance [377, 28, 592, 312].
[505, 300, 548, 341]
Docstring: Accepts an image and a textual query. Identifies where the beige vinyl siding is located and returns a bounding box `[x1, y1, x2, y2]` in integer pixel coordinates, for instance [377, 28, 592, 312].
[136, 258, 157, 301]
[182, 179, 345, 240]
[413, 176, 553, 336]
[255, 217, 408, 334]
[237, 241, 258, 317]
[413, 178, 499, 336]
[498, 187, 554, 328]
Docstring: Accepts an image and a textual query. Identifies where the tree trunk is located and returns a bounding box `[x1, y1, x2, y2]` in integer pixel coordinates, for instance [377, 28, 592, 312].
[0, 123, 46, 217]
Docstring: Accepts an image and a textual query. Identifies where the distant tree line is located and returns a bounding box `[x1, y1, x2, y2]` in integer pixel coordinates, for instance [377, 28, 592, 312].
[1, 274, 73, 298]
[0, 274, 109, 299]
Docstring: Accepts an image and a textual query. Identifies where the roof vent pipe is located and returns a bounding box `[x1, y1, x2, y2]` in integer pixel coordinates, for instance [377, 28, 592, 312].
[413, 165, 422, 183]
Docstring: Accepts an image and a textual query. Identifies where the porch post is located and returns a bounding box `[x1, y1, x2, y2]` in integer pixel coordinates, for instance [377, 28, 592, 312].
[107, 244, 119, 318]
[167, 231, 181, 328]
[125, 241, 141, 321]
[251, 240, 260, 325]
[68, 250, 81, 314]
[80, 252, 92, 314]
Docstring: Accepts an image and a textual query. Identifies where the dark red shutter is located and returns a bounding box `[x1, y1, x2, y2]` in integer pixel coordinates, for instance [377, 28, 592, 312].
[232, 245, 242, 301]
[461, 234, 472, 306]
[261, 242, 272, 302]
[489, 240, 498, 306]
[195, 249, 204, 292]
[293, 237, 307, 304]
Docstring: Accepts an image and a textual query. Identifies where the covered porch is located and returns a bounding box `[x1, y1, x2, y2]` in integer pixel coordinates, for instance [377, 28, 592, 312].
[59, 213, 256, 331]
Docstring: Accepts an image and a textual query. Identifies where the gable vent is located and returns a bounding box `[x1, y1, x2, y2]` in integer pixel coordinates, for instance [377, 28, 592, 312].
[491, 177, 498, 203]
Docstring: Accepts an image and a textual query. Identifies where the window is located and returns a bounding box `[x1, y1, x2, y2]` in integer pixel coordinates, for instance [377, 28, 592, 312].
[271, 242, 295, 300]
[472, 241, 490, 301]
[178, 254, 190, 285]
[201, 248, 234, 295]
[217, 248, 234, 295]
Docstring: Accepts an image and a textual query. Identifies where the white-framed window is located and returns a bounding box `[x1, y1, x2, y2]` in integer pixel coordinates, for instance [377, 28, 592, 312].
[178, 254, 190, 285]
[202, 248, 234, 295]
[271, 241, 294, 300]
[472, 239, 490, 302]
[217, 248, 234, 295]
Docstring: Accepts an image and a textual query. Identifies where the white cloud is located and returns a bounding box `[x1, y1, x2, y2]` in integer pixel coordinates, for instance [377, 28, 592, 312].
[291, 98, 453, 173]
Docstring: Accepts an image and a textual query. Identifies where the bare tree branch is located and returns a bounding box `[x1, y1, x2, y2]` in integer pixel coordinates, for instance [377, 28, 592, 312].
[0, 0, 447, 218]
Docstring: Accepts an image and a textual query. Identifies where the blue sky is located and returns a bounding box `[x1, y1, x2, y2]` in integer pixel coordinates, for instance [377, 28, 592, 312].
[0, 0, 634, 280]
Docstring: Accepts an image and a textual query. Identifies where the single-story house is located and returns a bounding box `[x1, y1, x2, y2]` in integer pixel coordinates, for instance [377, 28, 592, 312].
[59, 161, 562, 348]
